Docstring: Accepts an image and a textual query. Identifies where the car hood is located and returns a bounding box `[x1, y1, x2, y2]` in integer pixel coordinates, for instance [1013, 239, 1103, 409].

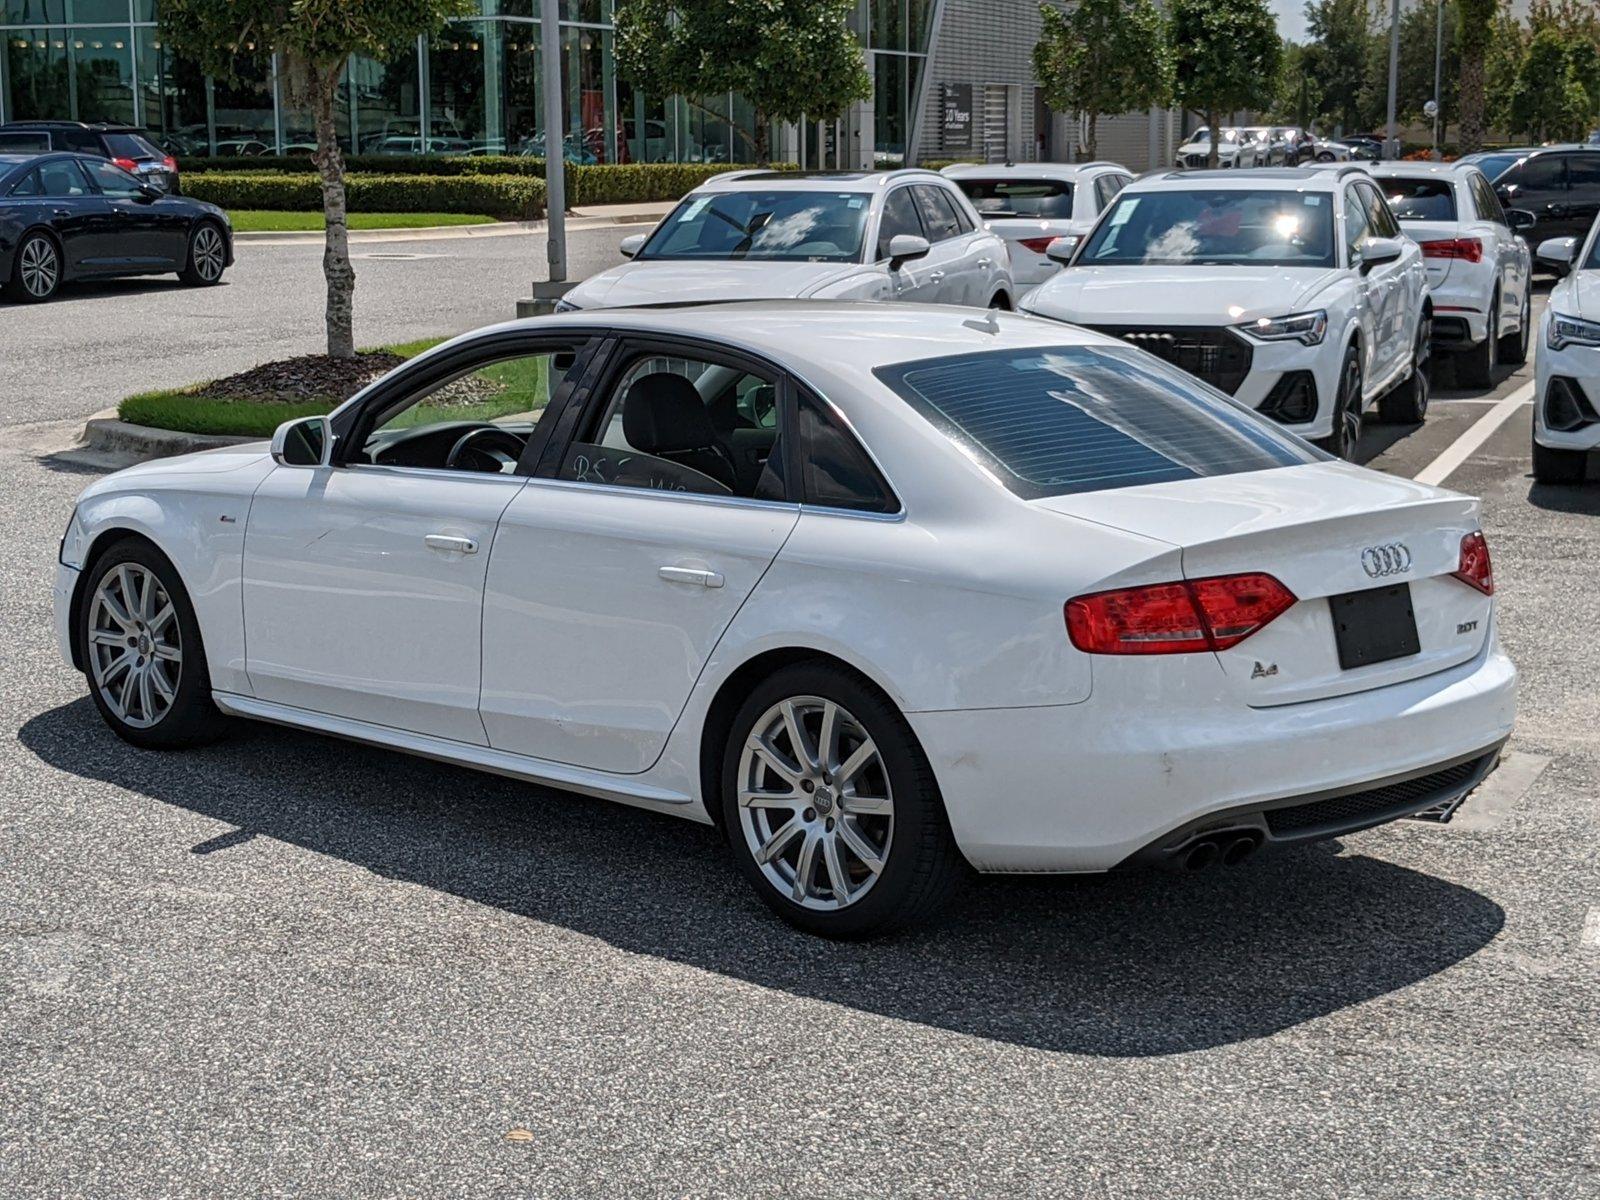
[563, 259, 863, 308]
[1020, 264, 1343, 325]
[1558, 268, 1600, 321]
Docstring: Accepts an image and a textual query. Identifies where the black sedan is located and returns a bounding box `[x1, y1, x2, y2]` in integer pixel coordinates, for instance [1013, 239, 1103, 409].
[0, 152, 231, 303]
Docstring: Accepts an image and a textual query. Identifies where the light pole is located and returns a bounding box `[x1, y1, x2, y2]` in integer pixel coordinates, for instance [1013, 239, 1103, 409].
[1432, 0, 1445, 157]
[518, 0, 570, 317]
[1384, 0, 1401, 159]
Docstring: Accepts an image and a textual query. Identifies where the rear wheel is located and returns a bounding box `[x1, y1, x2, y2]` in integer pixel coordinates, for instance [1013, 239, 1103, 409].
[1321, 346, 1364, 461]
[721, 663, 962, 938]
[1499, 290, 1531, 365]
[76, 539, 226, 749]
[1459, 293, 1498, 389]
[178, 222, 227, 286]
[1379, 313, 1431, 424]
[1532, 429, 1588, 484]
[4, 231, 61, 302]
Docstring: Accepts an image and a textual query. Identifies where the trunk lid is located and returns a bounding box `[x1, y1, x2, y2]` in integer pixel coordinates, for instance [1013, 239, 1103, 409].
[1399, 219, 1461, 289]
[1036, 462, 1493, 705]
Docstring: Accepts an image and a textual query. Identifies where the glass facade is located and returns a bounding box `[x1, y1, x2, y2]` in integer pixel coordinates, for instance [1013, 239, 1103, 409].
[1, 0, 934, 164]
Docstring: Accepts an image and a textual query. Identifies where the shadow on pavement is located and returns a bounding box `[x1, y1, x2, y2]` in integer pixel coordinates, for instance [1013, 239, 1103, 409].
[1528, 476, 1600, 510]
[19, 696, 1505, 1058]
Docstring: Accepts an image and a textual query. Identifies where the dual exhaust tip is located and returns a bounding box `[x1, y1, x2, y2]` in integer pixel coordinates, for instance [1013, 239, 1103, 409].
[1179, 830, 1262, 871]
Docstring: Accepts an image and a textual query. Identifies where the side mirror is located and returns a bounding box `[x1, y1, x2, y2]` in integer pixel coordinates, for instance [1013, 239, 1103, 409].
[1045, 236, 1080, 264]
[1358, 237, 1404, 272]
[887, 233, 930, 269]
[136, 183, 161, 202]
[1506, 208, 1535, 233]
[270, 416, 332, 467]
[1536, 236, 1580, 274]
[618, 233, 646, 258]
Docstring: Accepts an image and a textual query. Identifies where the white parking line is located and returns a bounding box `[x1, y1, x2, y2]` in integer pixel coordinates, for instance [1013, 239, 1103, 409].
[1582, 907, 1600, 951]
[1413, 381, 1535, 486]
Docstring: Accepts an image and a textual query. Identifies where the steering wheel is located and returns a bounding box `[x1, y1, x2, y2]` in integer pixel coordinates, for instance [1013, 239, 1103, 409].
[445, 425, 527, 473]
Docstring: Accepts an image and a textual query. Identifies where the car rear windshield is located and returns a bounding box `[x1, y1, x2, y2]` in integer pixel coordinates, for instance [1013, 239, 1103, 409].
[0, 131, 49, 151]
[1079, 188, 1336, 268]
[951, 177, 1073, 219]
[102, 132, 163, 158]
[638, 190, 869, 263]
[1381, 178, 1456, 221]
[874, 346, 1318, 499]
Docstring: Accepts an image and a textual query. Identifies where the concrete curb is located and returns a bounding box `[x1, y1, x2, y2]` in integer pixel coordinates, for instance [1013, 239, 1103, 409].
[233, 206, 669, 246]
[80, 417, 259, 463]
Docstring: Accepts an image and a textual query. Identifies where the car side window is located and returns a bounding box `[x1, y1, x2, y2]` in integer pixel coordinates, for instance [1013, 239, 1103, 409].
[796, 390, 897, 514]
[1566, 154, 1600, 189]
[1359, 182, 1401, 238]
[911, 185, 963, 242]
[355, 344, 582, 473]
[949, 195, 975, 234]
[82, 157, 143, 199]
[61, 129, 100, 153]
[8, 169, 43, 197]
[37, 159, 90, 197]
[558, 351, 787, 501]
[1343, 184, 1372, 264]
[1093, 175, 1119, 211]
[1470, 173, 1507, 225]
[1517, 155, 1566, 194]
[876, 186, 924, 258]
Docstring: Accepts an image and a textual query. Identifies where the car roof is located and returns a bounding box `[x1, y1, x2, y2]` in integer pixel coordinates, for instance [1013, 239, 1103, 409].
[941, 161, 1124, 181]
[0, 120, 138, 132]
[690, 168, 957, 194]
[1367, 161, 1476, 178]
[1131, 167, 1342, 191]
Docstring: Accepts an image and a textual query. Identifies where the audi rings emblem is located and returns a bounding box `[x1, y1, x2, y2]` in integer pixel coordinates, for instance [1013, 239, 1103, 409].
[1360, 543, 1412, 578]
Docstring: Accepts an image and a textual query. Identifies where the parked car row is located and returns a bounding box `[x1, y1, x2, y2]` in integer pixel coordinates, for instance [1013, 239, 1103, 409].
[1174, 127, 1381, 170]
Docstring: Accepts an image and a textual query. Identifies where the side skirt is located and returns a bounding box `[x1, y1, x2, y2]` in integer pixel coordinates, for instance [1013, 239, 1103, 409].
[211, 691, 704, 818]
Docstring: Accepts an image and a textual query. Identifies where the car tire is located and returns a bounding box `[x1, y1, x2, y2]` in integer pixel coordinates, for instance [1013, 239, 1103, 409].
[4, 230, 62, 302]
[1459, 294, 1498, 389]
[1379, 313, 1431, 424]
[721, 662, 963, 938]
[76, 538, 227, 750]
[1321, 345, 1364, 461]
[178, 222, 228, 286]
[1531, 430, 1588, 484]
[1317, 151, 1335, 162]
[1499, 290, 1531, 366]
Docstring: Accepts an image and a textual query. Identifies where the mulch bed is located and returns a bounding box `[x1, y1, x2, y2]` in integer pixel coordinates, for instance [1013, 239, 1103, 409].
[201, 352, 407, 403]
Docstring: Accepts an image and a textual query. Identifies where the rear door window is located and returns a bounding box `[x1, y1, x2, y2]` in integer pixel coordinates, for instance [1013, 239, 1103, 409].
[875, 346, 1318, 499]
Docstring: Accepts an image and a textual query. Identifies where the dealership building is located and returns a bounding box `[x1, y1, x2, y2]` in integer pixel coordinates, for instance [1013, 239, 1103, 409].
[0, 1, 1176, 169]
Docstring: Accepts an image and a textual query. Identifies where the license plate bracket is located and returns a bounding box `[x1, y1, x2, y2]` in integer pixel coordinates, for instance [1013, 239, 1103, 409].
[1329, 583, 1421, 670]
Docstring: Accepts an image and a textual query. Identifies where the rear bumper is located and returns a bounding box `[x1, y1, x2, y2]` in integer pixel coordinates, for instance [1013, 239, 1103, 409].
[907, 632, 1517, 873]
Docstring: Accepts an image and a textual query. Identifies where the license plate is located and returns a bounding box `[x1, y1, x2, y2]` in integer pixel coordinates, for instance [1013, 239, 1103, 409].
[1329, 583, 1421, 670]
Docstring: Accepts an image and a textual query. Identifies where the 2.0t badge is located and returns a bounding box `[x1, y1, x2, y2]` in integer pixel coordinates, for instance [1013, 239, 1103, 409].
[1361, 542, 1412, 578]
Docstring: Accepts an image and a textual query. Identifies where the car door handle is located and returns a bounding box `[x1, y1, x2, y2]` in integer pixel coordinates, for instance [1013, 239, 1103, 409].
[976, 258, 992, 268]
[424, 534, 478, 554]
[927, 270, 946, 282]
[658, 566, 724, 589]
[52, 208, 71, 218]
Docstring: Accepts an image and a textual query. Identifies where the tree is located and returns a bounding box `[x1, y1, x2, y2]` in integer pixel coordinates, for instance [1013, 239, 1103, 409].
[1169, 0, 1283, 167]
[1304, 0, 1380, 133]
[1484, 5, 1530, 134]
[614, 0, 870, 164]
[1032, 0, 1173, 162]
[1510, 26, 1594, 141]
[1457, 0, 1499, 153]
[160, 1, 471, 359]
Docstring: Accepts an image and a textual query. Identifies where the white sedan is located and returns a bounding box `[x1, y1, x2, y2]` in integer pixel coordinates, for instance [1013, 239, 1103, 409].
[55, 304, 1516, 937]
[1370, 162, 1535, 388]
[1532, 218, 1600, 482]
[558, 168, 1015, 311]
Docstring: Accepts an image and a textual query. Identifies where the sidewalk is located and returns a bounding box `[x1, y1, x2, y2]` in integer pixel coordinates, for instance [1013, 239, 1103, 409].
[232, 200, 675, 245]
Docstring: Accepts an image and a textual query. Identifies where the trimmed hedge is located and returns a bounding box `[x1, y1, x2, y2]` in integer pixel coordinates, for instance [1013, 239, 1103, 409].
[183, 171, 545, 219]
[178, 157, 793, 206]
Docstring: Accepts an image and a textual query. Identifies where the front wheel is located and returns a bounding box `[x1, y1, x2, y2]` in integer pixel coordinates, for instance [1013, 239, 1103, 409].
[1379, 314, 1431, 424]
[721, 664, 962, 938]
[178, 222, 227, 286]
[77, 539, 226, 749]
[1321, 346, 1364, 461]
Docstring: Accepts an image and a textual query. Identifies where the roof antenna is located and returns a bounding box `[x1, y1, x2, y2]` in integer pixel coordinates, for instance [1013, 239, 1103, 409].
[963, 308, 1002, 334]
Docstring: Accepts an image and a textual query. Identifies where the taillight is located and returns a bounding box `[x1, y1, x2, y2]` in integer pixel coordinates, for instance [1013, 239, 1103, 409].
[162, 155, 178, 172]
[1065, 573, 1297, 655]
[1419, 237, 1483, 263]
[1452, 530, 1494, 595]
[112, 156, 138, 173]
[1018, 236, 1057, 254]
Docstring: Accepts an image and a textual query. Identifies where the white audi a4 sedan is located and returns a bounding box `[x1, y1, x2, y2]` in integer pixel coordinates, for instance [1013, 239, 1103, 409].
[55, 304, 1516, 937]
[557, 168, 1015, 312]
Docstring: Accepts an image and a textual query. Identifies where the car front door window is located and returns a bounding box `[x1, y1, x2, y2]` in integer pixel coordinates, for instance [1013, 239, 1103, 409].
[876, 186, 924, 259]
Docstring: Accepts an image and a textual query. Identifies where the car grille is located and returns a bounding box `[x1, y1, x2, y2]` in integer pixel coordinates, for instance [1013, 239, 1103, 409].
[1182, 152, 1208, 168]
[1084, 325, 1254, 395]
[1264, 755, 1491, 837]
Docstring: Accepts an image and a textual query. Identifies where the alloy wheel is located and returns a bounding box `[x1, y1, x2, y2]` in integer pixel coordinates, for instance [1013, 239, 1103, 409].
[19, 236, 57, 297]
[192, 226, 225, 281]
[87, 563, 181, 729]
[1337, 355, 1363, 458]
[737, 695, 894, 911]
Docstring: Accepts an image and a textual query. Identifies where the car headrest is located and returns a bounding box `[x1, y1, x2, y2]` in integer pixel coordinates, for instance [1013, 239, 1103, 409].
[622, 372, 716, 454]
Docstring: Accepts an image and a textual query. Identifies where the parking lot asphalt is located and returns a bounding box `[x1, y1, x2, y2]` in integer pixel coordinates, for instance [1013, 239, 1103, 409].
[1, 277, 1596, 1197]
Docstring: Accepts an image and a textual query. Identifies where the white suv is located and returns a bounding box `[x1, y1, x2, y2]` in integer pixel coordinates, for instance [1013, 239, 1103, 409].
[1020, 166, 1432, 458]
[940, 161, 1133, 286]
[559, 169, 1014, 311]
[1370, 161, 1534, 388]
[1532, 217, 1600, 483]
[1176, 127, 1262, 170]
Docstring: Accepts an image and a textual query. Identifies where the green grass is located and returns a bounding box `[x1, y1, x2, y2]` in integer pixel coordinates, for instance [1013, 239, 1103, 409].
[227, 210, 497, 232]
[118, 337, 552, 438]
